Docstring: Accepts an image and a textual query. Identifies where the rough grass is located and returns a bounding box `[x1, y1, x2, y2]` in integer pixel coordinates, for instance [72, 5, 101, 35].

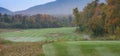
[0, 29, 20, 33]
[0, 27, 83, 42]
[0, 38, 13, 44]
[43, 41, 120, 56]
[0, 42, 45, 56]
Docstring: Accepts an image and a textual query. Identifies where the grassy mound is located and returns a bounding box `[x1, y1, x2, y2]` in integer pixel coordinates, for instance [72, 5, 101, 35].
[43, 41, 120, 56]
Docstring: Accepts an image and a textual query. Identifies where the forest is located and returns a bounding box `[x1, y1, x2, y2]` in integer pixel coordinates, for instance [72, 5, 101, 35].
[0, 14, 73, 28]
[73, 0, 120, 37]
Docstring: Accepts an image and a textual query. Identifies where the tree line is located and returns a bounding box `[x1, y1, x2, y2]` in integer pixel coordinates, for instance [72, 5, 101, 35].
[0, 14, 73, 29]
[73, 0, 120, 37]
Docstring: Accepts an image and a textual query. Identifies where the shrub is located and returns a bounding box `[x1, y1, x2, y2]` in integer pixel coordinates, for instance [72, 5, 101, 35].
[0, 38, 13, 44]
[116, 27, 120, 36]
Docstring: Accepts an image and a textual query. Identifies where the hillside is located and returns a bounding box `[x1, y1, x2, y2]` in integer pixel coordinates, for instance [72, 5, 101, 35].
[15, 0, 92, 15]
[0, 7, 12, 14]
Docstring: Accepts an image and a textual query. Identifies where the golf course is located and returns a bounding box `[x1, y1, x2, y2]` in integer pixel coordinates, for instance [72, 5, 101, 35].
[0, 27, 83, 42]
[43, 41, 120, 56]
[0, 27, 120, 56]
[0, 0, 120, 56]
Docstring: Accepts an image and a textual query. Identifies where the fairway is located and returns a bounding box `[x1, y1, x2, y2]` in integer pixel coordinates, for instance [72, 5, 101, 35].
[1, 28, 120, 56]
[43, 41, 120, 56]
[0, 27, 83, 42]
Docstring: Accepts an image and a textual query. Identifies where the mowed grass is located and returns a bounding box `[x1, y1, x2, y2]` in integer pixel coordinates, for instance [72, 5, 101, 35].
[0, 27, 83, 42]
[43, 41, 120, 56]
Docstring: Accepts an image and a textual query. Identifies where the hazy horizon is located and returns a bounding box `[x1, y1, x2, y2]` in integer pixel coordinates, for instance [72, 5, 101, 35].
[0, 0, 56, 12]
[0, 0, 105, 12]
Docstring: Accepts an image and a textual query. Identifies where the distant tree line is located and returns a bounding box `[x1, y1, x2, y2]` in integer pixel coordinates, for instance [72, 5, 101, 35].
[0, 14, 74, 29]
[73, 0, 120, 37]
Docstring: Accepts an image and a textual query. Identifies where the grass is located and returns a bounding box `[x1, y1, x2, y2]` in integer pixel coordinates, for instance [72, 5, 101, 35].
[0, 42, 45, 56]
[0, 27, 120, 56]
[0, 29, 20, 33]
[0, 38, 13, 44]
[0, 27, 83, 56]
[0, 27, 83, 42]
[43, 41, 120, 56]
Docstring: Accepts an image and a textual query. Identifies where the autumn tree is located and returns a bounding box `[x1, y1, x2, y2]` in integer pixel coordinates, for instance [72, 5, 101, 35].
[89, 0, 108, 36]
[73, 0, 108, 36]
[73, 8, 85, 32]
[105, 0, 120, 34]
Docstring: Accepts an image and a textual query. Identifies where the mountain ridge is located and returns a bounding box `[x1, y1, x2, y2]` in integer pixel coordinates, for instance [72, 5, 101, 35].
[15, 0, 92, 15]
[0, 0, 94, 15]
[0, 7, 13, 14]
